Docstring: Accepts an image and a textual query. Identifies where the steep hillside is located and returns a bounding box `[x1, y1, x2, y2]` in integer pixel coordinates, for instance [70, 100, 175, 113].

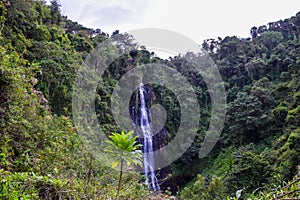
[0, 0, 299, 199]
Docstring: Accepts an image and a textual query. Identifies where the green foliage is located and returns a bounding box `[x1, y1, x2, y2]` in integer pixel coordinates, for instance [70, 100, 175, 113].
[180, 174, 226, 200]
[1, 0, 300, 199]
[0, 169, 158, 200]
[292, 91, 300, 106]
[286, 106, 300, 127]
[210, 147, 236, 178]
[224, 151, 272, 197]
[104, 130, 142, 169]
[260, 31, 284, 49]
[272, 103, 289, 125]
[225, 92, 272, 144]
[287, 129, 300, 150]
[0, 3, 150, 198]
[104, 130, 142, 199]
[0, 45, 149, 199]
[0, 1, 7, 34]
[244, 174, 300, 200]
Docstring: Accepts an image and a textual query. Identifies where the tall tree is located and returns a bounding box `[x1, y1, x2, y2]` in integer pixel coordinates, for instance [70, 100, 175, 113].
[50, 0, 61, 24]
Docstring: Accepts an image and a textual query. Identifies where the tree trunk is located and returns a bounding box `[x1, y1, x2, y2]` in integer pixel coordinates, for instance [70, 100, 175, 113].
[116, 158, 123, 200]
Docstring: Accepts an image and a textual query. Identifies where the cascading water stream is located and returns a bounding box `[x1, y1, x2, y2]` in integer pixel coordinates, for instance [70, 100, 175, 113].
[139, 83, 160, 191]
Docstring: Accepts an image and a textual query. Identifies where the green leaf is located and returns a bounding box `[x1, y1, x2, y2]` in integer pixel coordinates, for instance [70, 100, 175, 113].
[112, 160, 119, 169]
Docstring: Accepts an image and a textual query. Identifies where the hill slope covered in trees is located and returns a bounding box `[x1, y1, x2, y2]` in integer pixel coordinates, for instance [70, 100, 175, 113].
[0, 0, 300, 199]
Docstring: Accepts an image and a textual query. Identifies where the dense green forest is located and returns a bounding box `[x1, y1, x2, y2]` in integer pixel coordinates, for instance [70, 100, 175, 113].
[0, 0, 300, 199]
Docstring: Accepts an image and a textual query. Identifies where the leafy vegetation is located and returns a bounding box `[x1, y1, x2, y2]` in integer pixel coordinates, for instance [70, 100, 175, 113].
[0, 0, 299, 199]
[104, 130, 142, 199]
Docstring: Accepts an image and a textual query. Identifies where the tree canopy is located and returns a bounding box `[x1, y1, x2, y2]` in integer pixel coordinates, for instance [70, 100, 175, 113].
[0, 0, 299, 199]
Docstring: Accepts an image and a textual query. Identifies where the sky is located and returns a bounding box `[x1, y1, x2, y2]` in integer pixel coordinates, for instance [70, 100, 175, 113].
[51, 0, 300, 56]
[56, 0, 300, 43]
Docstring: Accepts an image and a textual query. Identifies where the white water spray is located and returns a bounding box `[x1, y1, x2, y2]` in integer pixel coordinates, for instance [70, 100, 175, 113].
[139, 83, 160, 191]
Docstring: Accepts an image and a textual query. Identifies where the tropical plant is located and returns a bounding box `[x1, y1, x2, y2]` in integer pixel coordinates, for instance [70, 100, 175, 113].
[104, 130, 142, 199]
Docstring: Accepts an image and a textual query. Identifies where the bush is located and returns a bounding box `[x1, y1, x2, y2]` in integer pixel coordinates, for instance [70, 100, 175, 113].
[180, 174, 226, 200]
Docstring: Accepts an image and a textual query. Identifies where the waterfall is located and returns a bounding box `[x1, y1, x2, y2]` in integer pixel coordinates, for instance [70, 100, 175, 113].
[139, 83, 160, 191]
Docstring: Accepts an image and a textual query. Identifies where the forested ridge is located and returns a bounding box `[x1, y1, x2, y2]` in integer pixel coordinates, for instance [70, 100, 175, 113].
[0, 0, 300, 199]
